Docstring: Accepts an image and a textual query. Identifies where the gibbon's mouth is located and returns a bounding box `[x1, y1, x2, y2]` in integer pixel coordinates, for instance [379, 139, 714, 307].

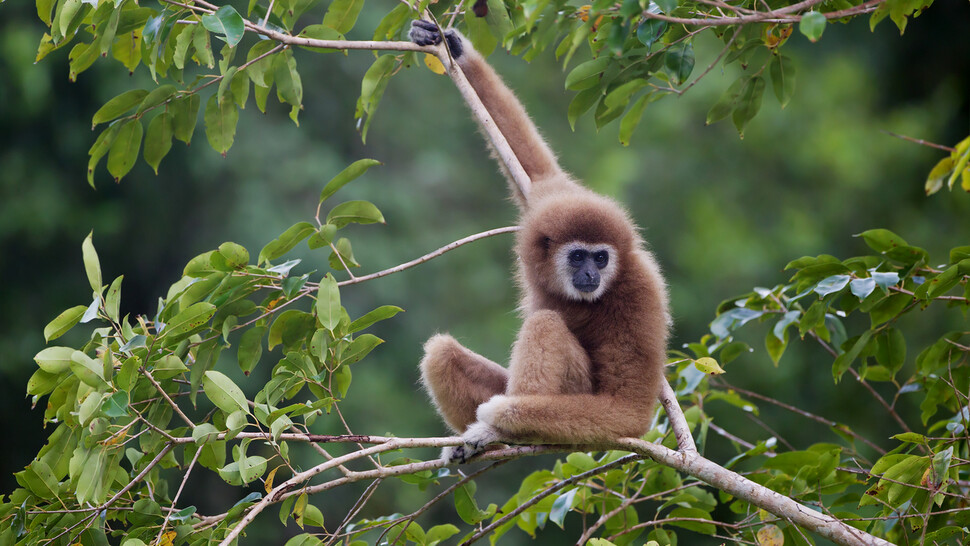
[573, 281, 599, 293]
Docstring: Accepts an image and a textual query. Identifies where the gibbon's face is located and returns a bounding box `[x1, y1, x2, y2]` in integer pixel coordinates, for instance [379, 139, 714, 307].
[555, 242, 618, 302]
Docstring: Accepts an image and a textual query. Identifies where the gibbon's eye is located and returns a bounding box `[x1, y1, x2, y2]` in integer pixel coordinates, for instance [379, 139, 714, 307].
[568, 249, 587, 266]
[592, 251, 609, 269]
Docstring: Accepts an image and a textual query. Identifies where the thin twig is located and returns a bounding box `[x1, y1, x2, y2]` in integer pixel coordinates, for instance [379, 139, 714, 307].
[881, 130, 956, 152]
[155, 444, 203, 544]
[337, 226, 520, 287]
[142, 367, 196, 429]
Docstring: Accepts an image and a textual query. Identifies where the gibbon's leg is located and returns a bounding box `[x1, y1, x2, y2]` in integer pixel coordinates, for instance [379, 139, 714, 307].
[507, 310, 592, 396]
[419, 334, 508, 433]
[445, 312, 594, 464]
[409, 21, 562, 194]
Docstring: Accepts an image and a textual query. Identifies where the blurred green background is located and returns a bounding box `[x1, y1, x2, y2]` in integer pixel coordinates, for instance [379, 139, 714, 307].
[1, 1, 969, 543]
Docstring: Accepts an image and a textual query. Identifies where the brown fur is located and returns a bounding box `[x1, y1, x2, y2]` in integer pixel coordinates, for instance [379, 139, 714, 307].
[418, 29, 670, 448]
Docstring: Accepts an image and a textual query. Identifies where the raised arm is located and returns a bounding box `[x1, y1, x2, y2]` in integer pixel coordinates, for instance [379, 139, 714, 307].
[409, 21, 564, 204]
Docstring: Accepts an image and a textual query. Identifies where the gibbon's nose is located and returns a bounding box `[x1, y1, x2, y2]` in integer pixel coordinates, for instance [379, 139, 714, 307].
[573, 267, 600, 292]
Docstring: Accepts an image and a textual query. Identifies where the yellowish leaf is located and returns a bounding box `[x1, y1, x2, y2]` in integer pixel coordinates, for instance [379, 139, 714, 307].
[424, 53, 446, 75]
[265, 465, 282, 494]
[159, 531, 177, 546]
[693, 356, 725, 375]
[756, 524, 784, 546]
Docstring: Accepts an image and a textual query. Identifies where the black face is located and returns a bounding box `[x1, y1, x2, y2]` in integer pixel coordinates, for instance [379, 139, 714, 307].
[567, 248, 609, 293]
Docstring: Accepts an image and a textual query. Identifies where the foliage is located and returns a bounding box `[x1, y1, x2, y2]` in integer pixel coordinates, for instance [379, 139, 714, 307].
[4, 0, 969, 544]
[32, 0, 969, 192]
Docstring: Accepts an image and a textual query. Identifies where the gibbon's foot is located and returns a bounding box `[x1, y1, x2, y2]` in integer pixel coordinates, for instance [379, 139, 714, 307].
[408, 20, 463, 58]
[442, 422, 500, 464]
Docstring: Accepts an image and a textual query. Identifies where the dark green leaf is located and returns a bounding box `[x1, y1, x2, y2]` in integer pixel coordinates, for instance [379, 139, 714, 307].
[107, 119, 143, 182]
[204, 94, 239, 156]
[172, 94, 201, 145]
[768, 54, 796, 108]
[144, 112, 174, 174]
[665, 41, 694, 85]
[319, 159, 382, 203]
[348, 306, 403, 333]
[92, 89, 149, 127]
[565, 57, 610, 90]
[258, 222, 316, 264]
[636, 19, 666, 48]
[238, 326, 265, 375]
[326, 200, 385, 228]
[201, 5, 245, 48]
[731, 76, 765, 138]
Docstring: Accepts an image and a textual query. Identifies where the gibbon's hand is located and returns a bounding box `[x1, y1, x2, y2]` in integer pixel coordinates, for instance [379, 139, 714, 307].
[408, 20, 464, 59]
[441, 421, 500, 464]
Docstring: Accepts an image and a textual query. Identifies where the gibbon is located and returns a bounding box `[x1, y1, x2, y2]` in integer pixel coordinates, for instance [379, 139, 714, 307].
[410, 20, 670, 463]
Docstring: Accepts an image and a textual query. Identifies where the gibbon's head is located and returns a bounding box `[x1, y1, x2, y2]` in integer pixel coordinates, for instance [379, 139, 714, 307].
[518, 192, 636, 303]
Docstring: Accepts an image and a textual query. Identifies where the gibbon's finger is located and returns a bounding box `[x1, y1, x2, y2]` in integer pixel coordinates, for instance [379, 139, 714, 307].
[408, 21, 441, 46]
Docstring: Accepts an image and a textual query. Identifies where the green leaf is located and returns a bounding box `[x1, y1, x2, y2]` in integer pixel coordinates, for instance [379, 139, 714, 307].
[664, 42, 694, 85]
[105, 275, 123, 321]
[71, 351, 107, 388]
[92, 89, 149, 127]
[107, 119, 143, 182]
[203, 370, 249, 414]
[258, 222, 316, 264]
[34, 346, 76, 374]
[799, 11, 826, 42]
[768, 54, 796, 108]
[316, 274, 341, 331]
[136, 84, 177, 115]
[549, 488, 577, 528]
[144, 112, 174, 174]
[568, 87, 601, 130]
[618, 92, 653, 146]
[238, 326, 265, 375]
[454, 481, 495, 524]
[356, 54, 396, 143]
[81, 231, 102, 292]
[731, 76, 765, 138]
[348, 306, 403, 333]
[162, 302, 216, 342]
[328, 237, 360, 270]
[319, 159, 381, 203]
[693, 356, 725, 375]
[465, 8, 497, 56]
[152, 354, 188, 379]
[326, 200, 385, 228]
[193, 423, 221, 444]
[204, 94, 239, 156]
[655, 0, 678, 13]
[172, 94, 201, 145]
[706, 77, 743, 125]
[218, 242, 250, 269]
[44, 305, 88, 341]
[636, 19, 667, 48]
[565, 57, 610, 90]
[102, 391, 130, 418]
[201, 5, 245, 48]
[340, 334, 383, 365]
[322, 0, 365, 34]
[832, 331, 873, 381]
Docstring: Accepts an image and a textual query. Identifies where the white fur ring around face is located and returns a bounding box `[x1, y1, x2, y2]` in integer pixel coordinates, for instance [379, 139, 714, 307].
[441, 421, 500, 464]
